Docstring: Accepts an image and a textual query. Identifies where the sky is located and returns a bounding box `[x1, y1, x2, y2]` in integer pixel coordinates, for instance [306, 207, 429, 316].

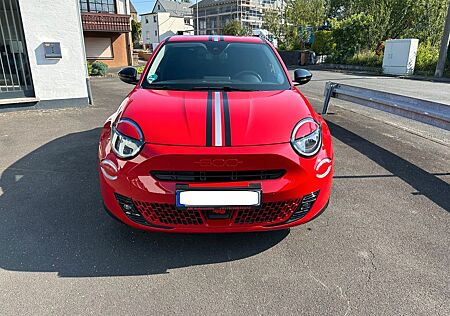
[131, 0, 156, 15]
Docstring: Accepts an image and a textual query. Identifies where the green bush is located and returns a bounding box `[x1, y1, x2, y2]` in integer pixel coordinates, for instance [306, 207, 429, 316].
[415, 42, 439, 73]
[311, 30, 335, 56]
[331, 13, 376, 62]
[89, 61, 108, 76]
[87, 62, 93, 75]
[346, 50, 383, 68]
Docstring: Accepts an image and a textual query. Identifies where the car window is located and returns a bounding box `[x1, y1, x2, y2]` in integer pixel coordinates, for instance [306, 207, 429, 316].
[141, 41, 290, 91]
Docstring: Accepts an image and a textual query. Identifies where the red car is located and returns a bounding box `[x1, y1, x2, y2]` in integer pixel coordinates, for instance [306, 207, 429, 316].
[99, 36, 333, 233]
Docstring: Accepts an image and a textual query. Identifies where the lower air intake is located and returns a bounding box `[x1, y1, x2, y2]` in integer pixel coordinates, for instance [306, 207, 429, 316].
[234, 199, 301, 224]
[285, 190, 320, 223]
[115, 193, 149, 226]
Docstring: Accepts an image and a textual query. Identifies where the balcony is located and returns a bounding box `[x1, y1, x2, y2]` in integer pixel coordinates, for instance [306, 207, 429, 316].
[81, 12, 131, 33]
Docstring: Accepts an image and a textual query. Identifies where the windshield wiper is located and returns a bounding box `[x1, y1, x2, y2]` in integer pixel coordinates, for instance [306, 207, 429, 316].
[146, 85, 191, 91]
[145, 85, 170, 90]
[144, 85, 256, 91]
[191, 86, 256, 91]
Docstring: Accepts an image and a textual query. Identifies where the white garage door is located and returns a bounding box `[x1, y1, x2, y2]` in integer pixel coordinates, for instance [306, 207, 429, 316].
[85, 37, 113, 59]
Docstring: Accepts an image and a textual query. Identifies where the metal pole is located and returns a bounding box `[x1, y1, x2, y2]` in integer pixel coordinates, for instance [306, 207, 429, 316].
[322, 82, 337, 115]
[196, 0, 199, 35]
[239, 0, 242, 27]
[236, 0, 238, 24]
[435, 1, 450, 78]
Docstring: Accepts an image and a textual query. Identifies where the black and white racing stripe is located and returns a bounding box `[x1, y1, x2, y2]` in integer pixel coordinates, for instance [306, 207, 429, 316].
[206, 91, 231, 147]
[206, 91, 213, 146]
[208, 36, 224, 42]
[222, 91, 231, 146]
[213, 91, 223, 146]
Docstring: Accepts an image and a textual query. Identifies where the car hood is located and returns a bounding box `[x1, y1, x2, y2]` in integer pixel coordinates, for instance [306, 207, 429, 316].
[121, 88, 314, 146]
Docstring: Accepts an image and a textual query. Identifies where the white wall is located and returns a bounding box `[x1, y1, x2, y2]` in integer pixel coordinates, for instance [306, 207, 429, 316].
[158, 13, 185, 40]
[18, 0, 88, 102]
[141, 13, 160, 45]
[141, 11, 192, 47]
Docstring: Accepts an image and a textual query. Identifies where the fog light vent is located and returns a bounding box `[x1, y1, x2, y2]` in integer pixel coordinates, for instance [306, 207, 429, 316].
[286, 190, 319, 223]
[114, 193, 148, 226]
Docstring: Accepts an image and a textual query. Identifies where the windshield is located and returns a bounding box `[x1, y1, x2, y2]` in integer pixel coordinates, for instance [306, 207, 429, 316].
[141, 41, 290, 91]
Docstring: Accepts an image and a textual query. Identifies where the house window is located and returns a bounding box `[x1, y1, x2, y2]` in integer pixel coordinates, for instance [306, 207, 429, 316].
[154, 30, 157, 36]
[157, 4, 161, 10]
[79, 0, 116, 14]
[146, 31, 150, 40]
[153, 16, 157, 23]
[146, 18, 149, 23]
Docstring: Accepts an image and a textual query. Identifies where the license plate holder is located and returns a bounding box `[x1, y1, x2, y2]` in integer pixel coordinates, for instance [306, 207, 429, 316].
[175, 184, 261, 209]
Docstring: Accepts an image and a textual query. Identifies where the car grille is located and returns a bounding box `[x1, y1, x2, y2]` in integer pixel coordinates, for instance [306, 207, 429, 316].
[150, 169, 285, 183]
[121, 192, 317, 227]
[131, 199, 301, 226]
[134, 201, 204, 225]
[233, 199, 301, 224]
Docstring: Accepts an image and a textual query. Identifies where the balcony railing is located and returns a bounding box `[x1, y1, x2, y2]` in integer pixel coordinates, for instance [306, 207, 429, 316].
[81, 12, 131, 33]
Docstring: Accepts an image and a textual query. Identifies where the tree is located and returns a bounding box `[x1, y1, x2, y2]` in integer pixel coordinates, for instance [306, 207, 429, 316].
[263, 9, 283, 41]
[223, 20, 252, 36]
[131, 20, 141, 46]
[331, 13, 375, 61]
[435, 1, 450, 77]
[311, 30, 335, 55]
[327, 0, 449, 46]
[284, 0, 327, 28]
[263, 0, 327, 49]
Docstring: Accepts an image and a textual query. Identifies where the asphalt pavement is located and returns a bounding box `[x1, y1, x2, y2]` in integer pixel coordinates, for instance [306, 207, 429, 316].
[0, 71, 449, 315]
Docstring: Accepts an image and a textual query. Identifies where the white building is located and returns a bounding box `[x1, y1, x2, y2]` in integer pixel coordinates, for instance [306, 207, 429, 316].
[0, 0, 89, 108]
[141, 0, 194, 50]
[193, 0, 283, 35]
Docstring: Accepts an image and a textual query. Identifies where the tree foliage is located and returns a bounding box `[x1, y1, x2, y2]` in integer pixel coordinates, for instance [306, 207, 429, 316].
[223, 20, 252, 36]
[285, 0, 327, 28]
[264, 0, 449, 53]
[264, 0, 327, 49]
[311, 30, 335, 55]
[331, 13, 376, 60]
[131, 20, 141, 46]
[327, 0, 449, 46]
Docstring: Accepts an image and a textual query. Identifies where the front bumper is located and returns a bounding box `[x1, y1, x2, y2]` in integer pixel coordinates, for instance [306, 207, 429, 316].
[99, 135, 333, 233]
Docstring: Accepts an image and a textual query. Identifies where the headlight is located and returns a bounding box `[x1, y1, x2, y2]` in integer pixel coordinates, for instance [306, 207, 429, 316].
[111, 118, 144, 159]
[291, 118, 322, 157]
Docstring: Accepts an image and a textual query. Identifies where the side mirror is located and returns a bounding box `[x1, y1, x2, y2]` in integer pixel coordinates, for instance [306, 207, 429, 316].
[293, 69, 312, 85]
[118, 67, 138, 85]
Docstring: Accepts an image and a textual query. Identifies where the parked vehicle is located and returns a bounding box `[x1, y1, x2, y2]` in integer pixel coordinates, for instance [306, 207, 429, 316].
[99, 35, 333, 233]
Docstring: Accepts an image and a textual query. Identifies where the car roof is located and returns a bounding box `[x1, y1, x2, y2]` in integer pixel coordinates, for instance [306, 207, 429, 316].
[165, 35, 265, 44]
